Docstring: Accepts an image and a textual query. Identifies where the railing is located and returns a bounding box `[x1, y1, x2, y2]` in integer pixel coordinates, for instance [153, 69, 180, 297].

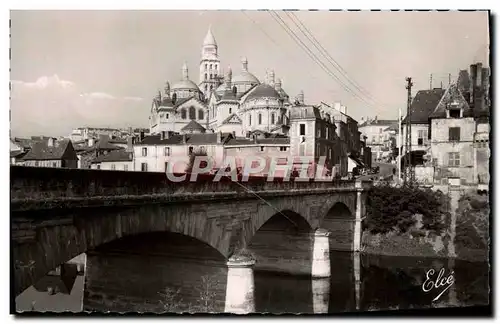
[10, 166, 369, 201]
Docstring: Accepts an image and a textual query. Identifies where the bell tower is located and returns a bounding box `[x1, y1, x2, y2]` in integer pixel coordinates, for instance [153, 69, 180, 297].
[199, 25, 221, 99]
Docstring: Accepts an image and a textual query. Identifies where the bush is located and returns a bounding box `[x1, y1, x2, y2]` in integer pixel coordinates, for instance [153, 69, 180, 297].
[365, 183, 448, 235]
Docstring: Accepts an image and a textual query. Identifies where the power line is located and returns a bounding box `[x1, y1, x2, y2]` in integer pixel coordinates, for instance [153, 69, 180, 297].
[268, 10, 381, 110]
[285, 11, 383, 106]
[240, 11, 334, 97]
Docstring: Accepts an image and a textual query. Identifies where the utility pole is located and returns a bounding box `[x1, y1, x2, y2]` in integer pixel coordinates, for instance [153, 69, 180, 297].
[398, 106, 402, 183]
[429, 74, 433, 90]
[403, 77, 414, 186]
[448, 73, 452, 86]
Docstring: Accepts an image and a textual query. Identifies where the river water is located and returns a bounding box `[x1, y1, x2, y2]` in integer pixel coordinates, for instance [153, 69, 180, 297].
[16, 251, 489, 313]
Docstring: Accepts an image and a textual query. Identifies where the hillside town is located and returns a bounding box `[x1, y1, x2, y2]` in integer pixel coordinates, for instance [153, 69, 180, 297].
[10, 27, 491, 189]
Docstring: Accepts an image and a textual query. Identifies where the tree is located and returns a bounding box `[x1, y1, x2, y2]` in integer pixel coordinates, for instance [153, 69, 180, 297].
[364, 182, 448, 235]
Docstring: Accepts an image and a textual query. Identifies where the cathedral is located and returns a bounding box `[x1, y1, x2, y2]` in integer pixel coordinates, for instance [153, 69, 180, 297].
[148, 26, 301, 137]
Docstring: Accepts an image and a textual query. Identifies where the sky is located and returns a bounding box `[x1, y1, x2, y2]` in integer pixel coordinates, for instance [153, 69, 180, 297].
[10, 10, 489, 138]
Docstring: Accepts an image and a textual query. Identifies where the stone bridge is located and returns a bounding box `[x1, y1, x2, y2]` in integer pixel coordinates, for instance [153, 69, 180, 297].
[11, 166, 371, 313]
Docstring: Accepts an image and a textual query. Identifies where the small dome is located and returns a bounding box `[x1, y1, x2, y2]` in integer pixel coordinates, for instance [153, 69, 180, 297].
[232, 71, 260, 85]
[171, 79, 200, 92]
[245, 84, 281, 102]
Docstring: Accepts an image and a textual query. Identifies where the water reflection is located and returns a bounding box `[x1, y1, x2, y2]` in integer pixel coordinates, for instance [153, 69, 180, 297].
[16, 250, 489, 313]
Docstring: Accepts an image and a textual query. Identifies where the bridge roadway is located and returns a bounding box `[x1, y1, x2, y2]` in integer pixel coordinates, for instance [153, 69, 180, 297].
[11, 166, 371, 313]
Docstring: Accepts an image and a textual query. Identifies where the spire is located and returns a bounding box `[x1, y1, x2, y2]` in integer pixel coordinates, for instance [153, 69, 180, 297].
[182, 62, 189, 80]
[269, 69, 275, 86]
[241, 56, 248, 71]
[225, 66, 232, 88]
[203, 25, 217, 47]
[164, 81, 170, 98]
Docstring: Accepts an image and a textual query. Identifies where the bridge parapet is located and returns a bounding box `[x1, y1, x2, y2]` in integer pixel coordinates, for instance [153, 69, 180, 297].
[11, 166, 371, 211]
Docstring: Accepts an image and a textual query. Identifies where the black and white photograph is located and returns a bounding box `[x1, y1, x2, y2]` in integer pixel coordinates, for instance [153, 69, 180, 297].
[8, 7, 492, 316]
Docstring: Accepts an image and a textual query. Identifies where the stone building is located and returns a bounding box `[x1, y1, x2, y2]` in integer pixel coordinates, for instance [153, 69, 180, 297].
[358, 117, 398, 162]
[15, 137, 78, 168]
[428, 62, 490, 186]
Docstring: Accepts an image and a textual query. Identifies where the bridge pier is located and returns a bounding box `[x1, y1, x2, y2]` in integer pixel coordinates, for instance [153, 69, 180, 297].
[353, 252, 361, 310]
[353, 183, 364, 252]
[312, 277, 330, 313]
[312, 229, 331, 278]
[224, 252, 256, 314]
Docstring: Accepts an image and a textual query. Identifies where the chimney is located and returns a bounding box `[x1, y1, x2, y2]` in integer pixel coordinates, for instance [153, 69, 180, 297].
[47, 137, 55, 147]
[139, 131, 145, 142]
[88, 137, 95, 147]
[160, 131, 166, 140]
[182, 134, 187, 144]
[217, 131, 222, 144]
[126, 136, 134, 152]
[476, 63, 483, 87]
[374, 115, 378, 122]
[334, 102, 341, 112]
[470, 64, 478, 105]
[341, 105, 347, 116]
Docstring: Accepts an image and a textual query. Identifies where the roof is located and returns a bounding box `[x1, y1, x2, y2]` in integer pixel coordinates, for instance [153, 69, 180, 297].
[181, 120, 206, 132]
[221, 113, 243, 125]
[171, 79, 200, 92]
[14, 138, 35, 149]
[91, 150, 133, 163]
[245, 84, 281, 102]
[360, 119, 397, 127]
[402, 89, 446, 124]
[289, 105, 322, 119]
[203, 26, 217, 47]
[21, 139, 72, 161]
[226, 135, 290, 146]
[137, 133, 233, 146]
[232, 70, 260, 85]
[429, 83, 474, 119]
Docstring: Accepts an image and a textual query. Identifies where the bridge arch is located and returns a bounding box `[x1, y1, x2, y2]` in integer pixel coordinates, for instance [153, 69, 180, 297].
[319, 201, 355, 252]
[13, 204, 229, 296]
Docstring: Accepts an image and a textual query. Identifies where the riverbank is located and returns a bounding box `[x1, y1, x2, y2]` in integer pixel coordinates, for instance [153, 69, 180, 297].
[361, 230, 489, 263]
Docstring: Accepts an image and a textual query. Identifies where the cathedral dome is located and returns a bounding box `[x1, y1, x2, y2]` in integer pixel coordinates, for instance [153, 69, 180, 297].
[245, 84, 281, 102]
[232, 71, 260, 85]
[171, 79, 200, 92]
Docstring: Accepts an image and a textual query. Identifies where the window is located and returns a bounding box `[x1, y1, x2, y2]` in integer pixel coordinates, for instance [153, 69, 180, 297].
[111, 164, 116, 170]
[249, 115, 252, 126]
[215, 64, 218, 70]
[181, 109, 187, 119]
[210, 64, 213, 70]
[205, 73, 207, 80]
[141, 163, 148, 172]
[199, 110, 204, 120]
[229, 108, 232, 114]
[210, 85, 213, 90]
[417, 129, 428, 146]
[372, 136, 376, 143]
[449, 127, 460, 141]
[448, 152, 460, 167]
[271, 113, 275, 124]
[299, 124, 306, 136]
[260, 146, 265, 152]
[205, 64, 207, 70]
[210, 74, 213, 79]
[205, 84, 208, 92]
[166, 113, 169, 119]
[97, 165, 101, 170]
[326, 127, 329, 139]
[258, 113, 262, 125]
[379, 128, 383, 133]
[164, 147, 170, 156]
[52, 162, 57, 167]
[280, 146, 287, 151]
[449, 109, 460, 118]
[142, 147, 148, 157]
[189, 146, 194, 154]
[124, 164, 128, 171]
[189, 107, 196, 120]
[34, 161, 39, 167]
